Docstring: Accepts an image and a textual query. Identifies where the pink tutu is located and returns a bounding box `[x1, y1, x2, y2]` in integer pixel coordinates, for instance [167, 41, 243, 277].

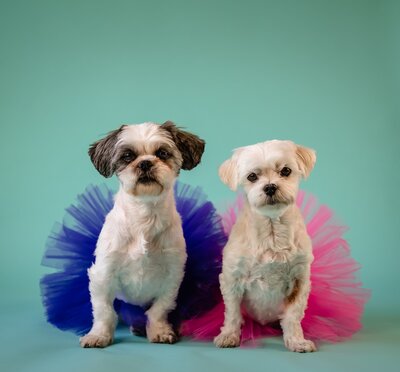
[181, 191, 370, 344]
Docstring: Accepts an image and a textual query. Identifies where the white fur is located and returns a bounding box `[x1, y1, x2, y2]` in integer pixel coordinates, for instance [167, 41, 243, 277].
[215, 140, 317, 352]
[80, 123, 188, 348]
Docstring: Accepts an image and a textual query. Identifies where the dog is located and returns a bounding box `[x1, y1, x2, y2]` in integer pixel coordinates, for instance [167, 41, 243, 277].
[214, 140, 317, 352]
[79, 121, 205, 348]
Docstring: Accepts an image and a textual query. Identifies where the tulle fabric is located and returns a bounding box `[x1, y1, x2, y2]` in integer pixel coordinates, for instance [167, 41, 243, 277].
[181, 191, 370, 344]
[41, 184, 369, 344]
[40, 183, 226, 336]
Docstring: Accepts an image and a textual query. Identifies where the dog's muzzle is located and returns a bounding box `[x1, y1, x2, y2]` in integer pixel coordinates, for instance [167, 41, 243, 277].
[264, 184, 277, 197]
[136, 160, 158, 184]
[138, 160, 153, 172]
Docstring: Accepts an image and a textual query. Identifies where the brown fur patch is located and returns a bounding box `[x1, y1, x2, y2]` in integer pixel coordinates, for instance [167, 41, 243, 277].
[157, 156, 174, 171]
[131, 182, 163, 197]
[160, 121, 205, 170]
[88, 125, 126, 177]
[286, 279, 300, 305]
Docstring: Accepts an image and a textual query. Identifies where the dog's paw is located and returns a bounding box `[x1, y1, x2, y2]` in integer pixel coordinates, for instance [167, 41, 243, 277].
[79, 333, 113, 348]
[147, 323, 177, 344]
[214, 332, 240, 348]
[285, 338, 316, 353]
[148, 331, 177, 344]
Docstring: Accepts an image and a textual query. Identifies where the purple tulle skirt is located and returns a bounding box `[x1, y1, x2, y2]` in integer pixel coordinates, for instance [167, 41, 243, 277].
[40, 183, 226, 335]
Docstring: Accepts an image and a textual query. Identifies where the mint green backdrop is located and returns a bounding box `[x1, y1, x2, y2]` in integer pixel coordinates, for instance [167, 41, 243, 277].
[0, 1, 399, 371]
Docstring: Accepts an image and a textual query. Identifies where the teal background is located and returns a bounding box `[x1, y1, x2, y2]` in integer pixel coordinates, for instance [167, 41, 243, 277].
[0, 0, 399, 371]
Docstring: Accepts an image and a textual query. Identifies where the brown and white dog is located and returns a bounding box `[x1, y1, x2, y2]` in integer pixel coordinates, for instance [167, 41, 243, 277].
[214, 140, 317, 352]
[80, 121, 205, 348]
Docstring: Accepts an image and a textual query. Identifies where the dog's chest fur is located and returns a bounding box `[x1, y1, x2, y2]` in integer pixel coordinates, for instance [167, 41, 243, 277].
[96, 196, 186, 307]
[115, 239, 173, 307]
[227, 213, 308, 323]
[242, 248, 306, 323]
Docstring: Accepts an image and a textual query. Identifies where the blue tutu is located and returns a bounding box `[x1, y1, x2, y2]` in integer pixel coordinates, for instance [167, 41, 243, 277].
[40, 182, 226, 336]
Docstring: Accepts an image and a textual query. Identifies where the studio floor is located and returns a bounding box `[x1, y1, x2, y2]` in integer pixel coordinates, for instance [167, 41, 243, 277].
[1, 302, 399, 372]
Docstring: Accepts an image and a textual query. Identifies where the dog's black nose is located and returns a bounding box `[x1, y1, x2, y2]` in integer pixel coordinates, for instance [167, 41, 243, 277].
[138, 160, 153, 171]
[264, 184, 277, 196]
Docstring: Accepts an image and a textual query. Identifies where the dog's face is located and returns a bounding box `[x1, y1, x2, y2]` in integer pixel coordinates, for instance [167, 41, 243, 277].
[219, 140, 316, 218]
[89, 121, 205, 198]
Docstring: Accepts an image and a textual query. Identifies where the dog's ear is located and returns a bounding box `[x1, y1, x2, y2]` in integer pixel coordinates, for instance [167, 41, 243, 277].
[161, 121, 205, 170]
[295, 144, 316, 179]
[219, 150, 241, 191]
[88, 126, 125, 177]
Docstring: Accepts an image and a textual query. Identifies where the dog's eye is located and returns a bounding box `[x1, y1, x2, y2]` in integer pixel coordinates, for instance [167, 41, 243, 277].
[121, 150, 135, 163]
[280, 167, 291, 177]
[155, 149, 170, 160]
[247, 173, 258, 182]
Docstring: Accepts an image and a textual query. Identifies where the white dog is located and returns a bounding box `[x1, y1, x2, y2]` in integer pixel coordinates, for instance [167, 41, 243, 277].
[214, 140, 317, 352]
[80, 121, 205, 348]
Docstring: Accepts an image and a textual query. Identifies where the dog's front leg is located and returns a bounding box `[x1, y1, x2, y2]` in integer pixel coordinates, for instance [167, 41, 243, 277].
[214, 272, 244, 348]
[280, 273, 316, 353]
[145, 264, 183, 344]
[79, 264, 117, 348]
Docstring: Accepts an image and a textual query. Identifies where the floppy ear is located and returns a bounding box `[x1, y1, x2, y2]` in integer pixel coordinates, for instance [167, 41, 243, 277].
[88, 125, 125, 177]
[219, 152, 240, 191]
[161, 121, 205, 170]
[296, 144, 316, 179]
